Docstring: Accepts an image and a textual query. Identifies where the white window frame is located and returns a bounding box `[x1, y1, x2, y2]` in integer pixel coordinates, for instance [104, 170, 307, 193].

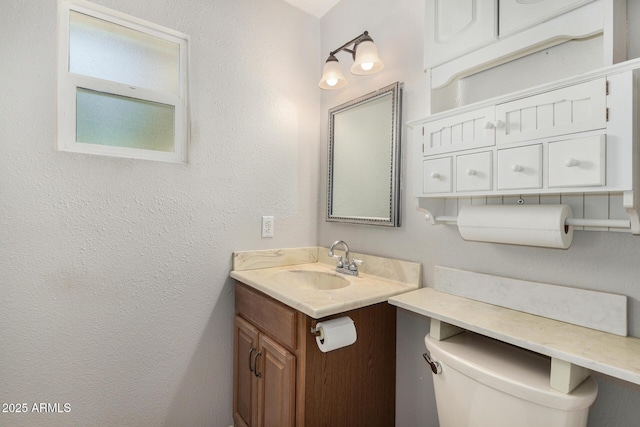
[56, 0, 189, 163]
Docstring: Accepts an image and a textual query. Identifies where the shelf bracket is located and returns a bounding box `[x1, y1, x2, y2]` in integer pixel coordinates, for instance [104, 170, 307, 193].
[551, 358, 591, 394]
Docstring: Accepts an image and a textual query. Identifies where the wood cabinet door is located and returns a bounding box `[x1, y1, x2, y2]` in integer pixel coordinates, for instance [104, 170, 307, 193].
[233, 316, 260, 427]
[256, 335, 295, 427]
[499, 0, 595, 37]
[425, 0, 497, 68]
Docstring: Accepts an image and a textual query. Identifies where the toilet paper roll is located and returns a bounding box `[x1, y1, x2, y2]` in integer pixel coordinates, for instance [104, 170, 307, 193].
[315, 316, 357, 353]
[457, 204, 573, 249]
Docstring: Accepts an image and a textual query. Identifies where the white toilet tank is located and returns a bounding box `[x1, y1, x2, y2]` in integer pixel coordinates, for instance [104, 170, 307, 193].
[425, 332, 598, 427]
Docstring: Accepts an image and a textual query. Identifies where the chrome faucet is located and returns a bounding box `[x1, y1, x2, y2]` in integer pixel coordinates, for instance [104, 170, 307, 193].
[328, 240, 363, 276]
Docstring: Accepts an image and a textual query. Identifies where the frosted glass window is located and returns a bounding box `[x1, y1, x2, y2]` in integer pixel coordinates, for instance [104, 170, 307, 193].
[76, 88, 175, 152]
[57, 0, 189, 163]
[70, 11, 180, 96]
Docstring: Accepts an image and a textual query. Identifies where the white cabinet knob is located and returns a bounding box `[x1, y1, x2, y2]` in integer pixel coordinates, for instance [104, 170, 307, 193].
[564, 158, 580, 167]
[430, 172, 440, 179]
[484, 120, 505, 129]
[466, 169, 477, 176]
[512, 164, 524, 172]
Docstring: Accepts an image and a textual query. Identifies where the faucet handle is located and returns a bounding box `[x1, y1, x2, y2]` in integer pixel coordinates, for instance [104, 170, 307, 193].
[349, 257, 363, 271]
[331, 254, 344, 268]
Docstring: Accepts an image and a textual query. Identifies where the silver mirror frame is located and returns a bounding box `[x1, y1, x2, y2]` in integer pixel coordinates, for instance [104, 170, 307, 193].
[327, 82, 402, 226]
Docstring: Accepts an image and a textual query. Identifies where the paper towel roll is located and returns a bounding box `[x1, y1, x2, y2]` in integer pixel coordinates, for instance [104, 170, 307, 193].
[457, 204, 573, 249]
[315, 316, 357, 353]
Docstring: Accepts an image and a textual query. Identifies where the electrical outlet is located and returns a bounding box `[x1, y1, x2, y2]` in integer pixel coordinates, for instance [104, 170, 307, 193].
[261, 216, 274, 238]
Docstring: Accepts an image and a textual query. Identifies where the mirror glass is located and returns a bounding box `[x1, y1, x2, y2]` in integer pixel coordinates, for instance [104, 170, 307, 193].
[327, 82, 402, 226]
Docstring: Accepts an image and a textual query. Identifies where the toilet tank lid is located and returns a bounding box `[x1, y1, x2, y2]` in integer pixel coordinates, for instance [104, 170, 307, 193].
[425, 332, 598, 411]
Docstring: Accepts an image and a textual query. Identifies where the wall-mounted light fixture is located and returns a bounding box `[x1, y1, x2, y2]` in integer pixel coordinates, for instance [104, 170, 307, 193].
[319, 31, 384, 90]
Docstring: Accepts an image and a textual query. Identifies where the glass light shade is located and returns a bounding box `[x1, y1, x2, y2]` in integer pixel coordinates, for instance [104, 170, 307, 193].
[351, 40, 384, 75]
[319, 58, 347, 90]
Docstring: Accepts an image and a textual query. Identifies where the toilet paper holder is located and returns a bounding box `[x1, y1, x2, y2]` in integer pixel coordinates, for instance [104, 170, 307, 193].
[310, 324, 324, 341]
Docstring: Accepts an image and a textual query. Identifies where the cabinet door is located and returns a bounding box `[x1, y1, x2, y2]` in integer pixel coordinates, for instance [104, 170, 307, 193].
[499, 0, 595, 37]
[495, 78, 606, 146]
[423, 106, 495, 156]
[257, 335, 295, 427]
[234, 316, 260, 427]
[425, 0, 497, 68]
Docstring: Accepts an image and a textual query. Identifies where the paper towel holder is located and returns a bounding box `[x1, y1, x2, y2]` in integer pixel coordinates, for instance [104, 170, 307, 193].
[417, 198, 633, 231]
[431, 215, 631, 229]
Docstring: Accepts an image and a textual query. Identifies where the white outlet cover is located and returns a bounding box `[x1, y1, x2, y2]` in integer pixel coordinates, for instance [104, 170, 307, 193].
[261, 216, 274, 238]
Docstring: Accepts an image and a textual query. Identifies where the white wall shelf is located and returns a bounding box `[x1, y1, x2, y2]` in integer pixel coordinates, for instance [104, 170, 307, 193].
[409, 58, 640, 234]
[389, 267, 640, 391]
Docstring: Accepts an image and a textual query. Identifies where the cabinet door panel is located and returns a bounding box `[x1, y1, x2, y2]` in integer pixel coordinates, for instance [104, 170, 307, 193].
[499, 0, 595, 37]
[234, 316, 260, 427]
[425, 0, 497, 67]
[257, 335, 295, 427]
[423, 106, 495, 156]
[496, 78, 606, 145]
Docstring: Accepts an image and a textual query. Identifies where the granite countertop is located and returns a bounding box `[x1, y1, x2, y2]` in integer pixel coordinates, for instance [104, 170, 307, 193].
[230, 247, 421, 319]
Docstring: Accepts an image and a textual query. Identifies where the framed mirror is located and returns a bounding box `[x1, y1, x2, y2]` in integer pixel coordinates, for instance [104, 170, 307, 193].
[327, 82, 402, 226]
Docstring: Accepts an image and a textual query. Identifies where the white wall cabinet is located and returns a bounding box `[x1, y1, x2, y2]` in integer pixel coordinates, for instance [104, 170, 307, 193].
[410, 59, 640, 233]
[499, 0, 595, 37]
[425, 0, 615, 88]
[425, 0, 497, 68]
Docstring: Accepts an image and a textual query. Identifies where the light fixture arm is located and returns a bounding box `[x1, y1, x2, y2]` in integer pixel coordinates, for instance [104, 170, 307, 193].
[328, 31, 372, 60]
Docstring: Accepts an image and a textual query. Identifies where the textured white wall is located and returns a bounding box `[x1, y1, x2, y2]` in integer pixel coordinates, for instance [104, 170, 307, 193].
[0, 0, 319, 425]
[319, 1, 640, 426]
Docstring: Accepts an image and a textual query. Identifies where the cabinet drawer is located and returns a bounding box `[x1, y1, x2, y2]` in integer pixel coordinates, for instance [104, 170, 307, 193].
[423, 106, 495, 156]
[548, 135, 605, 188]
[456, 151, 492, 192]
[497, 145, 542, 190]
[423, 157, 452, 194]
[235, 282, 297, 350]
[496, 78, 606, 145]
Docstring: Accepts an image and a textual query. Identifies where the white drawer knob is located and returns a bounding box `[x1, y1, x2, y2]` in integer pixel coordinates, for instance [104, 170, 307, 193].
[430, 172, 441, 179]
[564, 158, 580, 167]
[495, 120, 505, 128]
[484, 121, 495, 129]
[466, 169, 477, 176]
[512, 164, 524, 172]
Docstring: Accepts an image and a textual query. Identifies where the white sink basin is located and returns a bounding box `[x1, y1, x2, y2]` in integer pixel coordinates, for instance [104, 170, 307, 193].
[275, 269, 350, 290]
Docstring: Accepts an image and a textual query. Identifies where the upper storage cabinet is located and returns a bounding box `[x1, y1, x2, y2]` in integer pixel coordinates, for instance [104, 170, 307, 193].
[499, 0, 595, 37]
[411, 62, 639, 199]
[410, 60, 640, 233]
[425, 0, 611, 88]
[425, 0, 497, 68]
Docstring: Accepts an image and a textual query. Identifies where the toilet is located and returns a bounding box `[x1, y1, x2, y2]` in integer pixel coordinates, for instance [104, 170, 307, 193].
[425, 331, 598, 427]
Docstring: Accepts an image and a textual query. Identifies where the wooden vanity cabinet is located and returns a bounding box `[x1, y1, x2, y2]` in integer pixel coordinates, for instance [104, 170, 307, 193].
[233, 281, 396, 427]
